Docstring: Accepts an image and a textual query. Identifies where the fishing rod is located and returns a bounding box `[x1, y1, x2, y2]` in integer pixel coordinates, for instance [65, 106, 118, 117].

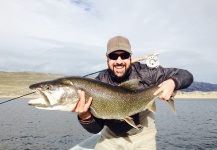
[0, 52, 159, 104]
[83, 52, 159, 77]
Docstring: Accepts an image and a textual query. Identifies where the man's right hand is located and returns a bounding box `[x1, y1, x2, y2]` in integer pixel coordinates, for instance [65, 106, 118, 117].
[72, 90, 92, 120]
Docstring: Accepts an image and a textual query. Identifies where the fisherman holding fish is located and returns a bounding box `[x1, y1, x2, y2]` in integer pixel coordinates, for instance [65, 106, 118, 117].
[73, 36, 193, 150]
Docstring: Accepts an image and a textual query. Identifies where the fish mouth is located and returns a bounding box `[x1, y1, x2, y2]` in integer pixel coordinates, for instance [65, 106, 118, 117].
[28, 89, 51, 107]
[38, 89, 51, 105]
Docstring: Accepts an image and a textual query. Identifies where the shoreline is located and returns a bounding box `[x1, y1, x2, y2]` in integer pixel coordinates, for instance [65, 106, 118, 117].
[175, 91, 217, 99]
[0, 72, 216, 100]
[1, 91, 217, 99]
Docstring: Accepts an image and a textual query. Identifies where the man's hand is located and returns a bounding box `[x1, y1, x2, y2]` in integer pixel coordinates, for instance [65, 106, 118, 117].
[72, 90, 92, 120]
[154, 78, 175, 100]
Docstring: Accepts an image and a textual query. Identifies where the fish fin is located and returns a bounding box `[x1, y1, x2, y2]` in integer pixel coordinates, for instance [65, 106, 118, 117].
[167, 98, 176, 114]
[171, 91, 177, 98]
[119, 79, 140, 90]
[89, 107, 100, 118]
[148, 102, 156, 113]
[123, 117, 139, 130]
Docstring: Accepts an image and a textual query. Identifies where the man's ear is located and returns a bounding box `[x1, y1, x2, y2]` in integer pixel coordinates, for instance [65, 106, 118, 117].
[106, 55, 109, 61]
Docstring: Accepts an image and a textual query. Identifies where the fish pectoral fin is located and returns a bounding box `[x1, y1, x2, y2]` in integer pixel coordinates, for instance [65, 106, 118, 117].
[167, 98, 176, 114]
[148, 102, 156, 113]
[171, 91, 177, 98]
[123, 117, 139, 130]
[119, 79, 140, 91]
[89, 107, 100, 118]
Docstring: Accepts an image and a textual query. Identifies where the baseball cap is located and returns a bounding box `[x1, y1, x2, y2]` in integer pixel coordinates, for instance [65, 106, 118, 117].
[106, 36, 132, 55]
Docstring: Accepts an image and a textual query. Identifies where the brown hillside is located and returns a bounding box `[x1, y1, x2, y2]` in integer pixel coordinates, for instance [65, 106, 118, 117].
[0, 72, 63, 97]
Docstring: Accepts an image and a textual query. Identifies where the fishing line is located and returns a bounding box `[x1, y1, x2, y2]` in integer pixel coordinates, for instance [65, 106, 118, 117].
[83, 69, 105, 77]
[0, 70, 99, 105]
[0, 91, 36, 105]
[0, 70, 100, 105]
[0, 70, 96, 105]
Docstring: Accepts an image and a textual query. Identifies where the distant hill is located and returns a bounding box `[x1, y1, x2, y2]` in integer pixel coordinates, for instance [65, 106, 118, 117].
[0, 71, 216, 97]
[181, 82, 217, 92]
[0, 71, 63, 97]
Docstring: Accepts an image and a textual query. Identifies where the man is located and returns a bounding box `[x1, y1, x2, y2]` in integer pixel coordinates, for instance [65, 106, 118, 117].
[73, 36, 193, 150]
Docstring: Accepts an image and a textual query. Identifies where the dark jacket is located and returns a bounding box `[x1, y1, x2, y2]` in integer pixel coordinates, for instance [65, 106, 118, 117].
[78, 62, 193, 136]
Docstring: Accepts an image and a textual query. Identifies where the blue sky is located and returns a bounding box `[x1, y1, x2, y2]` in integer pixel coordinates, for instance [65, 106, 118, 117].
[0, 0, 216, 83]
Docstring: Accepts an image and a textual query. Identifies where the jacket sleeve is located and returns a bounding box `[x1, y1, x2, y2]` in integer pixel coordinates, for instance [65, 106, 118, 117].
[78, 115, 105, 134]
[169, 68, 194, 90]
[149, 66, 194, 90]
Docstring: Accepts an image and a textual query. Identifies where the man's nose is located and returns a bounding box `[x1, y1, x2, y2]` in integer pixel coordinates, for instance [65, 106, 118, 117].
[116, 56, 123, 63]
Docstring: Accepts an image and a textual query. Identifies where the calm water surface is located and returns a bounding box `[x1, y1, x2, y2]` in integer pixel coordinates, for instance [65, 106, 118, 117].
[156, 99, 217, 150]
[0, 98, 217, 150]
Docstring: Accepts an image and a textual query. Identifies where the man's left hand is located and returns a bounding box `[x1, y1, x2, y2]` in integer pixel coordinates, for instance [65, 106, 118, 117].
[154, 78, 175, 100]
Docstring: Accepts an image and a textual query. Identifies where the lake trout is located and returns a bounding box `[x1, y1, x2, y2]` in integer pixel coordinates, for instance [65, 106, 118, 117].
[28, 76, 176, 128]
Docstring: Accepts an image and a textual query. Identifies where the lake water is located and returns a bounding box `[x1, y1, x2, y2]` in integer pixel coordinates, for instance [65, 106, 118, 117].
[0, 98, 217, 150]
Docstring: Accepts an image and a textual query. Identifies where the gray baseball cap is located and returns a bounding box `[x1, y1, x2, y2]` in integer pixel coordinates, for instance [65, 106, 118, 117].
[106, 36, 132, 55]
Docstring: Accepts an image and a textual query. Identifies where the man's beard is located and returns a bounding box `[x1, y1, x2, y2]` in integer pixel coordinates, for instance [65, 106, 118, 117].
[110, 64, 131, 80]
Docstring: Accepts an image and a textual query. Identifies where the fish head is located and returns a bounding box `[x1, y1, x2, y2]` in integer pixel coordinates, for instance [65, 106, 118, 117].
[28, 78, 79, 111]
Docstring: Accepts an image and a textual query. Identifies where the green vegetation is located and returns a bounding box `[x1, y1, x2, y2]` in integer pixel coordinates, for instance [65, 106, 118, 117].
[0, 72, 64, 97]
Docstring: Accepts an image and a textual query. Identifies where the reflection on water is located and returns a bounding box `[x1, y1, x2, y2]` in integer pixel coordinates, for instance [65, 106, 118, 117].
[156, 99, 217, 150]
[0, 98, 217, 149]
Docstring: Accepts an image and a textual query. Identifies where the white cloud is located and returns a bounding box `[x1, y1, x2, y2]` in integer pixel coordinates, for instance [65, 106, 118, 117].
[0, 0, 217, 83]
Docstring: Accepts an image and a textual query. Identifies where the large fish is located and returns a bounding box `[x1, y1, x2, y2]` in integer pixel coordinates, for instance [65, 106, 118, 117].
[28, 76, 176, 128]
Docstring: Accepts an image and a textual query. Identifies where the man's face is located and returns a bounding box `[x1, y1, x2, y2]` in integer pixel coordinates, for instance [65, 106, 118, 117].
[107, 50, 131, 78]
